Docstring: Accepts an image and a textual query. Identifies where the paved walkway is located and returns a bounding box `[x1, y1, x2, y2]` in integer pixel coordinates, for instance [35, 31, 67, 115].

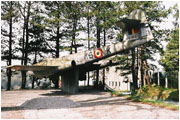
[1, 89, 179, 119]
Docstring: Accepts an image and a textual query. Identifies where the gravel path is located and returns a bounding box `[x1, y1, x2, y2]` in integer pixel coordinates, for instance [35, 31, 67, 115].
[1, 89, 179, 119]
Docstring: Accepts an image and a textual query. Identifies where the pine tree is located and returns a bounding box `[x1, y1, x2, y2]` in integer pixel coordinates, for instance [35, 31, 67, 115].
[21, 1, 32, 89]
[161, 28, 179, 88]
[63, 1, 85, 54]
[43, 1, 64, 58]
[161, 3, 179, 73]
[1, 1, 19, 90]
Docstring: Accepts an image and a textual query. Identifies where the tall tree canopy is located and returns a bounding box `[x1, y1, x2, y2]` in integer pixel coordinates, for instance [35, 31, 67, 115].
[161, 28, 179, 72]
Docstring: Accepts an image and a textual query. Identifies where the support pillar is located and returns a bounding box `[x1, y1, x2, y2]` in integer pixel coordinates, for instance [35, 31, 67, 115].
[61, 68, 79, 94]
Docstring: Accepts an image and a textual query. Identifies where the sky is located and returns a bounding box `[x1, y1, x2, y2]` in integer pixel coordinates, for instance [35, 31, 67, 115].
[162, 1, 178, 29]
[1, 1, 179, 68]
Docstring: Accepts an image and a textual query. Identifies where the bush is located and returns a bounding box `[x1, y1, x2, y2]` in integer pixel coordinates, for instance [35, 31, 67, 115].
[168, 90, 179, 101]
[136, 85, 179, 101]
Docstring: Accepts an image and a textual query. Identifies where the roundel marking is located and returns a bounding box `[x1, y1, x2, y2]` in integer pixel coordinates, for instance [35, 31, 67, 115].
[94, 48, 103, 59]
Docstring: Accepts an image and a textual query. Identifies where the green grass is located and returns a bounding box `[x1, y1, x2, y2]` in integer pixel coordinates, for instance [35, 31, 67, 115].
[126, 85, 179, 111]
[110, 85, 179, 111]
[110, 90, 130, 96]
[126, 95, 179, 110]
[136, 84, 179, 101]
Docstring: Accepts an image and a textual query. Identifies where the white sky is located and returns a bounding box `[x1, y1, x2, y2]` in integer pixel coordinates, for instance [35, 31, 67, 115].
[1, 1, 179, 67]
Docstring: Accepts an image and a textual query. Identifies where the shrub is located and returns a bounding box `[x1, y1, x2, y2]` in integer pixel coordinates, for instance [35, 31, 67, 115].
[136, 85, 179, 101]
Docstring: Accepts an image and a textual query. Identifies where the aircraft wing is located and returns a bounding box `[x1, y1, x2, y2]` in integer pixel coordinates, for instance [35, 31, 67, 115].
[7, 65, 59, 78]
[7, 65, 58, 71]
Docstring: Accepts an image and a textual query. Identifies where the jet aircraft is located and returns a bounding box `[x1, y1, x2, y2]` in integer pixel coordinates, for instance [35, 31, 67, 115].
[7, 9, 154, 93]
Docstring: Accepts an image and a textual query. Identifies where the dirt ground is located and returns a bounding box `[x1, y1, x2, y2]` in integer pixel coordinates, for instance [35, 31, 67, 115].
[1, 88, 179, 119]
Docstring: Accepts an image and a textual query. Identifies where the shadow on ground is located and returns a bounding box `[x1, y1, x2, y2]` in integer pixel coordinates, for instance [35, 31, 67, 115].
[1, 88, 146, 112]
[40, 87, 106, 96]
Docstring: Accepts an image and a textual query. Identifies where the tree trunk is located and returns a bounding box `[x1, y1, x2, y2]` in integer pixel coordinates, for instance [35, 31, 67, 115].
[56, 4, 60, 58]
[131, 48, 137, 90]
[7, 69, 12, 90]
[73, 19, 77, 53]
[96, 14, 101, 87]
[87, 11, 90, 86]
[55, 9, 60, 88]
[177, 71, 179, 89]
[7, 2, 13, 90]
[55, 26, 60, 88]
[70, 41, 73, 54]
[102, 69, 105, 88]
[22, 1, 31, 89]
[143, 61, 147, 87]
[96, 16, 100, 48]
[32, 52, 37, 89]
[56, 26, 60, 58]
[146, 74, 151, 89]
[165, 74, 168, 88]
[71, 15, 77, 54]
[95, 69, 99, 87]
[102, 15, 106, 89]
[137, 47, 142, 90]
[24, 1, 31, 66]
[143, 60, 151, 89]
[103, 17, 106, 47]
[20, 3, 26, 90]
[32, 76, 35, 89]
[87, 12, 90, 50]
[21, 7, 26, 65]
[157, 69, 160, 86]
[21, 71, 26, 89]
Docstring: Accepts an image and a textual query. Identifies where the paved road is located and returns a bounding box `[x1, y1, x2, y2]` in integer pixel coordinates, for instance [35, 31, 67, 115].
[1, 89, 179, 119]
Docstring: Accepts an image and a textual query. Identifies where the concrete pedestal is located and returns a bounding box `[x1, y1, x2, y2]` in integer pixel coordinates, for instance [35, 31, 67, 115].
[61, 68, 79, 94]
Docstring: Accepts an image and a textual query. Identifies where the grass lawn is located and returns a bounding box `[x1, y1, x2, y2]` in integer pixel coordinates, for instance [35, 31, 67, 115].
[110, 85, 179, 111]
